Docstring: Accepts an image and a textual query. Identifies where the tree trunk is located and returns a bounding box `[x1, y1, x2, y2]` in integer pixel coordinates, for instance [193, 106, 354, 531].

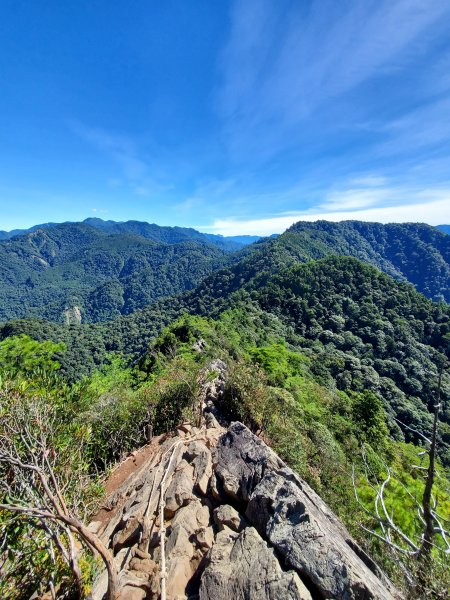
[418, 364, 442, 563]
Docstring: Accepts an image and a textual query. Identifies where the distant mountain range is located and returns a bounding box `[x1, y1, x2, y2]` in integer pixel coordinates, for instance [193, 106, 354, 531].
[0, 221, 245, 323]
[437, 224, 450, 235]
[0, 219, 448, 324]
[0, 217, 261, 250]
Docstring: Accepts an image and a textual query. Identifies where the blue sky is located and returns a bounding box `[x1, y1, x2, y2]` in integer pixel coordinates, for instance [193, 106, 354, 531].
[2, 0, 450, 235]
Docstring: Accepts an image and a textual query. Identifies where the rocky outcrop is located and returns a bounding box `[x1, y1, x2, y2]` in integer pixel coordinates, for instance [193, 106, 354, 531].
[89, 363, 400, 600]
[214, 422, 399, 600]
[199, 526, 312, 600]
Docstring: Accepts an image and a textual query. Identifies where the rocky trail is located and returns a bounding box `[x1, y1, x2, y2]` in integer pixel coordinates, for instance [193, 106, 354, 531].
[88, 360, 401, 600]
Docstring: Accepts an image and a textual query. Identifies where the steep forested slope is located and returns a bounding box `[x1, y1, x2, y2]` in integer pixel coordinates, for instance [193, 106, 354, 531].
[188, 220, 450, 303]
[3, 256, 449, 458]
[287, 221, 450, 301]
[0, 222, 232, 322]
[253, 257, 449, 439]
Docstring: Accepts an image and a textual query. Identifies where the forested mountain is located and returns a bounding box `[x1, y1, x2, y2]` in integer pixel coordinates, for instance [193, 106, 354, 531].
[81, 218, 257, 251]
[284, 221, 450, 302]
[1, 219, 448, 324]
[3, 254, 449, 461]
[204, 220, 450, 303]
[0, 222, 57, 240]
[0, 222, 233, 322]
[0, 217, 258, 250]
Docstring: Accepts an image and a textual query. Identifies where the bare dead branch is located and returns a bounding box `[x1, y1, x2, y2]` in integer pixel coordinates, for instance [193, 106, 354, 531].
[0, 503, 118, 600]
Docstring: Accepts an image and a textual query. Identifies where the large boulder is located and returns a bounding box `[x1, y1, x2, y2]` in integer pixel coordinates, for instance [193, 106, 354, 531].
[214, 422, 399, 600]
[200, 526, 311, 600]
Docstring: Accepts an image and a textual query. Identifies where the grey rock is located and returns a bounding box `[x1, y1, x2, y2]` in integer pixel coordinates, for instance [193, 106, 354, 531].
[171, 499, 203, 536]
[164, 464, 194, 518]
[204, 410, 221, 429]
[196, 526, 215, 549]
[215, 422, 398, 600]
[199, 526, 312, 600]
[129, 556, 157, 574]
[214, 422, 283, 502]
[193, 338, 207, 352]
[118, 584, 147, 600]
[184, 440, 213, 495]
[209, 470, 227, 502]
[165, 524, 197, 599]
[166, 524, 195, 561]
[112, 515, 142, 552]
[213, 504, 244, 533]
[196, 503, 211, 528]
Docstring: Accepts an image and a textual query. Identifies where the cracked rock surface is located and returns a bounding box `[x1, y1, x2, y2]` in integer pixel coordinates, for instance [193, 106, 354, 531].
[199, 526, 312, 600]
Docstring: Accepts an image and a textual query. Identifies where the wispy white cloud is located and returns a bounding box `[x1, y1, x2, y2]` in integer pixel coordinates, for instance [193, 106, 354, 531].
[201, 185, 450, 236]
[377, 96, 450, 155]
[320, 188, 389, 211]
[174, 177, 237, 214]
[173, 197, 201, 214]
[217, 0, 450, 160]
[70, 121, 167, 197]
[71, 122, 147, 178]
[348, 176, 387, 187]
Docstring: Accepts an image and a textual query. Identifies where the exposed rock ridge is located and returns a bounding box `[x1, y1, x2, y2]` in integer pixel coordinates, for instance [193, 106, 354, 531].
[213, 422, 399, 600]
[88, 362, 400, 600]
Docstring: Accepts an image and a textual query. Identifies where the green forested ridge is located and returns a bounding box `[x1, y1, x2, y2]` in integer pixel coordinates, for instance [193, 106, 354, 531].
[0, 222, 234, 322]
[0, 220, 449, 326]
[81, 218, 256, 251]
[0, 221, 57, 240]
[0, 217, 257, 249]
[2, 254, 449, 464]
[191, 220, 450, 303]
[252, 257, 450, 458]
[286, 221, 450, 302]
